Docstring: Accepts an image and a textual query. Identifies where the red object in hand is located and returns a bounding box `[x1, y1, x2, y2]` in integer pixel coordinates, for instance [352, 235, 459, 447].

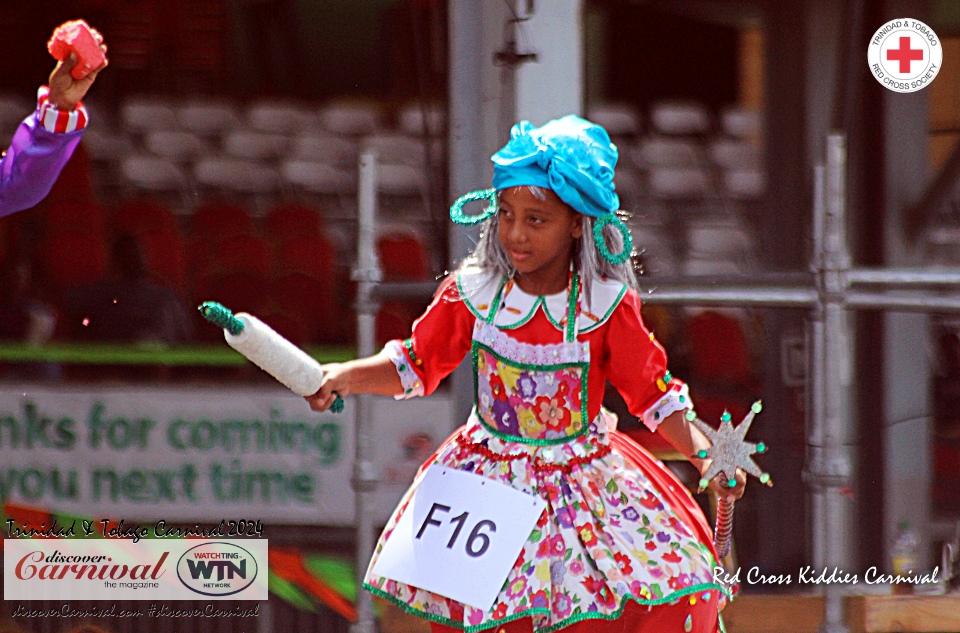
[47, 20, 105, 79]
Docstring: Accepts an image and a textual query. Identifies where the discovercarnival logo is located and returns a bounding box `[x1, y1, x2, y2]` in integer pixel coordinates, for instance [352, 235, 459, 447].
[176, 542, 259, 597]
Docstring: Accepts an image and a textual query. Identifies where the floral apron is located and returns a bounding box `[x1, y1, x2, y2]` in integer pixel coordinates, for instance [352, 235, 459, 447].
[365, 271, 728, 633]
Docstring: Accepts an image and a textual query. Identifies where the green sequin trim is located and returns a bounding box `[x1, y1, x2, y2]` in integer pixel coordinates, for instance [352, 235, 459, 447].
[403, 338, 420, 365]
[579, 283, 627, 333]
[471, 341, 590, 446]
[593, 213, 634, 265]
[498, 296, 546, 330]
[450, 188, 498, 225]
[564, 269, 580, 342]
[485, 278, 509, 325]
[364, 581, 731, 633]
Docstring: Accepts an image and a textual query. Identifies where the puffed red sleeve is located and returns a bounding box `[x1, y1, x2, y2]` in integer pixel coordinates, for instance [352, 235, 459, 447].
[380, 275, 476, 398]
[602, 289, 692, 431]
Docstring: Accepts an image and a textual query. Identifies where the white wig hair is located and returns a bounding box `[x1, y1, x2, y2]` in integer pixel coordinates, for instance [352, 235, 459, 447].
[455, 186, 640, 293]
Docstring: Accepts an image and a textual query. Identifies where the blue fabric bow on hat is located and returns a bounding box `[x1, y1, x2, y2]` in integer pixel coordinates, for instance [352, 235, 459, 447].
[491, 115, 620, 218]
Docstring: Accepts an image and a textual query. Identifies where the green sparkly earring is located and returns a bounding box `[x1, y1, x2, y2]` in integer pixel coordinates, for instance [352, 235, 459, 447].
[593, 213, 633, 265]
[450, 188, 498, 225]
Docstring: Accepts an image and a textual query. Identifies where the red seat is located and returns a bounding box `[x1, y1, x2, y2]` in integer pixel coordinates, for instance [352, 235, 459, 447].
[258, 309, 311, 347]
[378, 231, 430, 281]
[684, 310, 758, 427]
[191, 201, 255, 241]
[139, 230, 187, 291]
[210, 233, 273, 277]
[42, 201, 107, 237]
[274, 272, 335, 342]
[265, 203, 324, 241]
[275, 234, 336, 279]
[112, 200, 179, 235]
[39, 231, 108, 290]
[686, 310, 755, 387]
[376, 299, 429, 347]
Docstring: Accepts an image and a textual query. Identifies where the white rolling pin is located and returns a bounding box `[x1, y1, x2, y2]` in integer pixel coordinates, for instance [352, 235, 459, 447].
[226, 313, 324, 397]
[199, 301, 343, 411]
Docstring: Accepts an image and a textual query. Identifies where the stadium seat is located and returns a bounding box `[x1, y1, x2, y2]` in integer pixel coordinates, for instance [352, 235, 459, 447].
[377, 304, 416, 347]
[649, 100, 712, 136]
[258, 308, 312, 347]
[317, 101, 383, 136]
[209, 233, 274, 278]
[586, 103, 642, 137]
[686, 310, 756, 388]
[280, 160, 356, 196]
[223, 130, 290, 160]
[646, 167, 712, 198]
[247, 100, 315, 134]
[39, 231, 108, 290]
[631, 137, 705, 169]
[144, 130, 210, 162]
[112, 200, 179, 236]
[275, 234, 336, 279]
[190, 201, 255, 241]
[81, 128, 136, 164]
[274, 272, 335, 342]
[134, 229, 187, 290]
[265, 203, 325, 241]
[720, 107, 762, 139]
[42, 201, 107, 237]
[291, 134, 358, 166]
[120, 99, 178, 135]
[707, 138, 762, 170]
[397, 103, 445, 137]
[722, 168, 765, 200]
[119, 154, 191, 195]
[194, 157, 279, 194]
[176, 100, 242, 137]
[377, 230, 430, 281]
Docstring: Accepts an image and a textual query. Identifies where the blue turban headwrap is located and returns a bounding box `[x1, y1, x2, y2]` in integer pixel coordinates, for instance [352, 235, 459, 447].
[448, 115, 633, 265]
[491, 115, 620, 218]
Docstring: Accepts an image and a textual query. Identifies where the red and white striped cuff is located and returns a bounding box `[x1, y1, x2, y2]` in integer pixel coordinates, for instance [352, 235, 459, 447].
[36, 86, 88, 133]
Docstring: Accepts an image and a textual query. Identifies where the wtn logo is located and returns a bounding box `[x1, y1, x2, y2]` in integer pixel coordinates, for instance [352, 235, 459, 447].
[176, 542, 259, 597]
[185, 558, 247, 581]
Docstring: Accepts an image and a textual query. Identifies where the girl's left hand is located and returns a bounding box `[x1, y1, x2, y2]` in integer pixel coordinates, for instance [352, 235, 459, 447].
[705, 467, 747, 502]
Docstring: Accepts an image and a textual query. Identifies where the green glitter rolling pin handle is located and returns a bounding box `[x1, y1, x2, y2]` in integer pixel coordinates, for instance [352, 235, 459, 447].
[199, 301, 344, 414]
[687, 401, 772, 559]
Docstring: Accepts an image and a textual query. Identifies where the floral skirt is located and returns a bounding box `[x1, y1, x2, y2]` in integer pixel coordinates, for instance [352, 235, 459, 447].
[364, 410, 729, 633]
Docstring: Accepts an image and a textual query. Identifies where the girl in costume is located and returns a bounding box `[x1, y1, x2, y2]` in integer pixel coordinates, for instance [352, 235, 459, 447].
[307, 115, 745, 633]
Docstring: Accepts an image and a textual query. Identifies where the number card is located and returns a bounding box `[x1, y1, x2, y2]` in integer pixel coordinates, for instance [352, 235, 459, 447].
[371, 466, 546, 610]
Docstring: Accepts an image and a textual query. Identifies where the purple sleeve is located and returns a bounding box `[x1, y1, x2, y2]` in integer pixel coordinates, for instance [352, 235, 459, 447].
[0, 112, 83, 218]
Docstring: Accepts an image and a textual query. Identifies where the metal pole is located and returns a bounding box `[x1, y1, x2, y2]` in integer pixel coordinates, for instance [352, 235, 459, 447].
[351, 149, 382, 633]
[816, 134, 852, 633]
[808, 163, 827, 572]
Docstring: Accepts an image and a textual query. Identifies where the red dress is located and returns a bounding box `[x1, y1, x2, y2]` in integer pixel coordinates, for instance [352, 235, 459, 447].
[366, 269, 727, 633]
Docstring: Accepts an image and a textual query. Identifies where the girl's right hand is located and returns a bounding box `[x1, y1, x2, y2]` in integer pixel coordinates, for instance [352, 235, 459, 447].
[305, 362, 349, 411]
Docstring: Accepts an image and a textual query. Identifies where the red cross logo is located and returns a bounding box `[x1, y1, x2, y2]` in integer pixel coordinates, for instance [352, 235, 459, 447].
[887, 36, 924, 73]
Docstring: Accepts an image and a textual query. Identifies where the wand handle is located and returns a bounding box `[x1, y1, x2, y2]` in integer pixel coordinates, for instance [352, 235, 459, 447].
[714, 496, 735, 559]
[199, 301, 344, 413]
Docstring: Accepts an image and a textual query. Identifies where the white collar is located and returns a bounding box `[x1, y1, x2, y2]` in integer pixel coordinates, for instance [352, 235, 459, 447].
[457, 267, 627, 333]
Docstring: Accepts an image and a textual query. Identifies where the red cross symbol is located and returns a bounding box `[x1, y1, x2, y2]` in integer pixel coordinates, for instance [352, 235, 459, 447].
[887, 36, 923, 73]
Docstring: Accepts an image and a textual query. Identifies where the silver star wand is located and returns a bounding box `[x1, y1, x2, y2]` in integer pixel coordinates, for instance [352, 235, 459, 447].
[687, 401, 772, 559]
